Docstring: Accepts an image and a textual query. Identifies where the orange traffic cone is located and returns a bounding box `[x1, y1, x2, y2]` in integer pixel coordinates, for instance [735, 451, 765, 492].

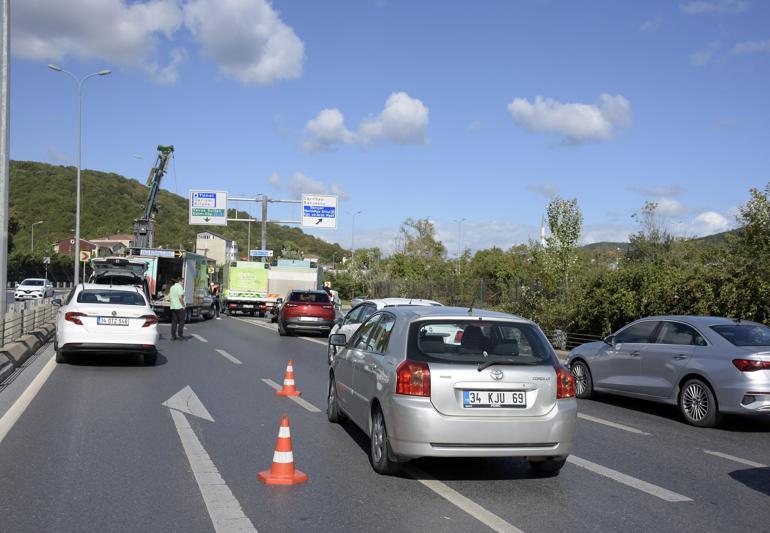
[258, 414, 308, 486]
[276, 359, 301, 396]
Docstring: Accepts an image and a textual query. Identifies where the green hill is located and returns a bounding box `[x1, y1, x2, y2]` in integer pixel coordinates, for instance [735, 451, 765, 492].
[9, 160, 347, 262]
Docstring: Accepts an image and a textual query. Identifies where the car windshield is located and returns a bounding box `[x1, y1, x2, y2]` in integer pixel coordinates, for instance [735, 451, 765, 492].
[410, 320, 555, 365]
[289, 292, 329, 303]
[76, 290, 146, 306]
[21, 279, 44, 286]
[710, 324, 770, 347]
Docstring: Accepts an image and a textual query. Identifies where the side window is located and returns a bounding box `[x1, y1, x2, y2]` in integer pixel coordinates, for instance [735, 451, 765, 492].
[351, 315, 382, 351]
[64, 288, 76, 305]
[369, 314, 396, 353]
[616, 321, 658, 344]
[359, 304, 376, 323]
[656, 322, 706, 346]
[343, 306, 364, 326]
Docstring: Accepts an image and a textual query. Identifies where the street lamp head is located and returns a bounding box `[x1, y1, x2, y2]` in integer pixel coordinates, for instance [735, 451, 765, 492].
[47, 64, 63, 72]
[97, 70, 112, 76]
[35, 220, 44, 225]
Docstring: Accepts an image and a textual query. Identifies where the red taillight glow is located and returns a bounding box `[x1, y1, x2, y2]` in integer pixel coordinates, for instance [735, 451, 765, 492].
[141, 315, 158, 328]
[556, 365, 575, 399]
[396, 360, 431, 397]
[733, 359, 770, 372]
[64, 312, 86, 326]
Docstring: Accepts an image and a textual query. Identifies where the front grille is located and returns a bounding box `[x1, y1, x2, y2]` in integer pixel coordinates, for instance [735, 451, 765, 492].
[430, 442, 557, 449]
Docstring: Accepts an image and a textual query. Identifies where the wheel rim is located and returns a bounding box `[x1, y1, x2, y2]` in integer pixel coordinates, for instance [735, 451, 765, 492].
[572, 363, 587, 396]
[682, 383, 709, 421]
[372, 414, 385, 463]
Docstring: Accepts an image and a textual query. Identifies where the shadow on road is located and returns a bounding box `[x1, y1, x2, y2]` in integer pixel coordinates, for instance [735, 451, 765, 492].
[62, 352, 168, 367]
[729, 467, 770, 497]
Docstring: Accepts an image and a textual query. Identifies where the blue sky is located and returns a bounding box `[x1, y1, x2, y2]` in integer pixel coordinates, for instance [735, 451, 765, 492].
[9, 0, 770, 254]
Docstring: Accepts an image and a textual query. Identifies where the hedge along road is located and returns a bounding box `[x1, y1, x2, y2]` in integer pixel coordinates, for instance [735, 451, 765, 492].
[0, 315, 767, 532]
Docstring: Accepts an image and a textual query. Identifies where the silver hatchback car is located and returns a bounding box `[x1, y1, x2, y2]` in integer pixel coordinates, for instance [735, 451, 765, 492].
[327, 306, 577, 475]
[567, 316, 770, 427]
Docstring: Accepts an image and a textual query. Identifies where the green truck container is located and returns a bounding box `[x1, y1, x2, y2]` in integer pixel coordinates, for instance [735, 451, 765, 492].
[222, 261, 269, 316]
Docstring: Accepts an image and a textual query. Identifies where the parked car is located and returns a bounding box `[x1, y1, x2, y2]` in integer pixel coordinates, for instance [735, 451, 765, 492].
[327, 298, 442, 365]
[14, 278, 54, 300]
[567, 316, 770, 427]
[350, 295, 369, 308]
[54, 284, 159, 366]
[327, 306, 577, 475]
[277, 290, 336, 336]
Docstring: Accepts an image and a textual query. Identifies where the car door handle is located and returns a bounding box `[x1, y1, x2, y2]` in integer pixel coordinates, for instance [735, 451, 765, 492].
[630, 351, 641, 357]
[673, 354, 688, 360]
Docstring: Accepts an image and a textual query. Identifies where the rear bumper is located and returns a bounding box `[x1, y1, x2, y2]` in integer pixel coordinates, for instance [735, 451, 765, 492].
[384, 396, 577, 459]
[285, 318, 334, 331]
[708, 373, 770, 414]
[60, 343, 157, 356]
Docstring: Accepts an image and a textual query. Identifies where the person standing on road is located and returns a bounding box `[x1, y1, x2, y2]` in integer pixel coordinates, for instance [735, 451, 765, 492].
[210, 282, 221, 319]
[170, 277, 186, 340]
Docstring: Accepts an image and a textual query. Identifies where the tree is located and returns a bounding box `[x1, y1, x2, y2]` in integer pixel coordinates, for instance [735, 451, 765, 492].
[399, 218, 446, 259]
[626, 201, 675, 264]
[544, 196, 583, 288]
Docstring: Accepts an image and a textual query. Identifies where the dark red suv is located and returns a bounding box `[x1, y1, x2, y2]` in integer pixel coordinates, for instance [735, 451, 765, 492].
[278, 290, 336, 336]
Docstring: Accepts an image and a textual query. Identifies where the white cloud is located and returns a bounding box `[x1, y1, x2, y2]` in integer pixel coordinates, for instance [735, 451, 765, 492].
[507, 94, 632, 144]
[639, 18, 663, 32]
[581, 224, 634, 245]
[526, 183, 560, 197]
[691, 41, 723, 66]
[731, 39, 770, 55]
[267, 172, 281, 187]
[301, 92, 429, 152]
[681, 1, 749, 14]
[281, 172, 350, 201]
[627, 184, 686, 196]
[654, 198, 687, 217]
[690, 211, 730, 234]
[13, 0, 183, 75]
[145, 47, 187, 85]
[183, 0, 304, 85]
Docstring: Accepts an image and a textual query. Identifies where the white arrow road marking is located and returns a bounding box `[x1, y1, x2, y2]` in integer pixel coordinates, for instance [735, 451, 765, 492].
[190, 333, 208, 343]
[215, 349, 242, 365]
[261, 378, 321, 413]
[577, 413, 651, 436]
[164, 387, 256, 532]
[703, 450, 767, 468]
[567, 456, 692, 502]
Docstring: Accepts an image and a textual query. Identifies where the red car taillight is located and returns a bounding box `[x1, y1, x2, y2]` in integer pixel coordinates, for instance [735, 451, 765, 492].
[556, 365, 575, 399]
[141, 315, 158, 328]
[396, 360, 431, 397]
[733, 359, 770, 372]
[64, 312, 86, 326]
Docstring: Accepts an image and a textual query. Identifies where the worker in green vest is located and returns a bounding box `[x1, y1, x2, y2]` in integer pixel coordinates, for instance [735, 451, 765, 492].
[170, 277, 186, 340]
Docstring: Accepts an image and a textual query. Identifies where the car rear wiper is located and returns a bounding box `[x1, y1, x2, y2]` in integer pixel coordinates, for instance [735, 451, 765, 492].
[477, 358, 521, 371]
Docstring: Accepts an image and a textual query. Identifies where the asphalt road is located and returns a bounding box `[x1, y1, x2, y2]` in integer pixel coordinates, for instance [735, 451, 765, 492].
[0, 315, 768, 532]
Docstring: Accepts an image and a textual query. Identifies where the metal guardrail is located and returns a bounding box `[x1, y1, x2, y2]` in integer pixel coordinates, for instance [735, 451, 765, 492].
[1, 298, 56, 347]
[548, 330, 603, 351]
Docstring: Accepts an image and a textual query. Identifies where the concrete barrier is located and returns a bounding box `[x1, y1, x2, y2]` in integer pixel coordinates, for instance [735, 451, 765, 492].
[0, 322, 55, 382]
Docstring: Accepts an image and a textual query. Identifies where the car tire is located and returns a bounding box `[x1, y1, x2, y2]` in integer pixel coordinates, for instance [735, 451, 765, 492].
[327, 342, 336, 366]
[327, 376, 346, 424]
[54, 339, 66, 364]
[570, 360, 594, 399]
[278, 321, 287, 336]
[144, 353, 157, 366]
[678, 378, 721, 427]
[528, 457, 567, 476]
[369, 407, 402, 475]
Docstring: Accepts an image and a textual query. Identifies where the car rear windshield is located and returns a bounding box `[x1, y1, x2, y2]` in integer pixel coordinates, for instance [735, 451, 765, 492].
[711, 324, 770, 346]
[409, 320, 556, 366]
[289, 292, 329, 303]
[21, 279, 44, 286]
[77, 290, 146, 306]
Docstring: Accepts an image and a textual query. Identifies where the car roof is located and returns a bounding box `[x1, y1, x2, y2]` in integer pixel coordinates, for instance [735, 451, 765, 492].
[361, 297, 443, 308]
[20, 278, 46, 282]
[380, 305, 533, 324]
[77, 283, 145, 293]
[635, 315, 764, 328]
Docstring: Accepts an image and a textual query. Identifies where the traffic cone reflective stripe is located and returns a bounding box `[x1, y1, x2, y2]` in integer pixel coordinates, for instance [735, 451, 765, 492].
[258, 415, 308, 486]
[276, 359, 301, 396]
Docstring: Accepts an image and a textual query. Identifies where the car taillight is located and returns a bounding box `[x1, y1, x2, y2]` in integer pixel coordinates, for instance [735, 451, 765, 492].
[733, 359, 770, 372]
[64, 312, 86, 326]
[396, 360, 431, 397]
[555, 365, 575, 399]
[141, 315, 158, 328]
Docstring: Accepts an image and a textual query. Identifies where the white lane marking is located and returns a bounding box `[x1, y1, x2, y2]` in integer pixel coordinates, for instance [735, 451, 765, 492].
[162, 386, 215, 422]
[703, 450, 767, 468]
[260, 378, 321, 413]
[232, 316, 328, 346]
[215, 349, 242, 365]
[168, 409, 257, 532]
[190, 333, 208, 343]
[405, 466, 523, 533]
[0, 354, 56, 446]
[567, 456, 692, 502]
[577, 413, 651, 436]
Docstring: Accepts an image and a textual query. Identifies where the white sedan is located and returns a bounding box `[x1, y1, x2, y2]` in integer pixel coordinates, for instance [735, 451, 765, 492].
[15, 278, 54, 300]
[55, 284, 159, 366]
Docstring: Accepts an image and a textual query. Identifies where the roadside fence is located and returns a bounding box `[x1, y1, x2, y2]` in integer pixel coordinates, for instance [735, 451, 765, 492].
[1, 298, 57, 347]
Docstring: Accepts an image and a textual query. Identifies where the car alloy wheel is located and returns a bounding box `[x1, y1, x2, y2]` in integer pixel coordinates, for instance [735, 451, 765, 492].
[570, 361, 593, 398]
[682, 382, 709, 421]
[369, 408, 401, 475]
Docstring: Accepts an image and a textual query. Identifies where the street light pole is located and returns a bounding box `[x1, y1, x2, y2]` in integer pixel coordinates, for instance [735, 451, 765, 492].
[30, 220, 43, 252]
[346, 210, 362, 260]
[0, 0, 10, 311]
[48, 65, 111, 284]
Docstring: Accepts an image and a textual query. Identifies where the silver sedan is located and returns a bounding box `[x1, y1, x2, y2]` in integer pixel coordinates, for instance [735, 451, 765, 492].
[567, 316, 770, 427]
[327, 306, 577, 476]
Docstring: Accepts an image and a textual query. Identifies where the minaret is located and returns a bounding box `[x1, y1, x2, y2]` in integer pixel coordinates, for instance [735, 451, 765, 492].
[540, 215, 547, 247]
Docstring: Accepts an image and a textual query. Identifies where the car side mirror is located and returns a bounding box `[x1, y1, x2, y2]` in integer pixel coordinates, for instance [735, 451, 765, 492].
[329, 334, 347, 347]
[603, 335, 615, 346]
[52, 298, 62, 306]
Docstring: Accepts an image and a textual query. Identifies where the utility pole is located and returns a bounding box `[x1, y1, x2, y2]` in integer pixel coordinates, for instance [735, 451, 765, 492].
[0, 0, 9, 310]
[261, 195, 268, 262]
